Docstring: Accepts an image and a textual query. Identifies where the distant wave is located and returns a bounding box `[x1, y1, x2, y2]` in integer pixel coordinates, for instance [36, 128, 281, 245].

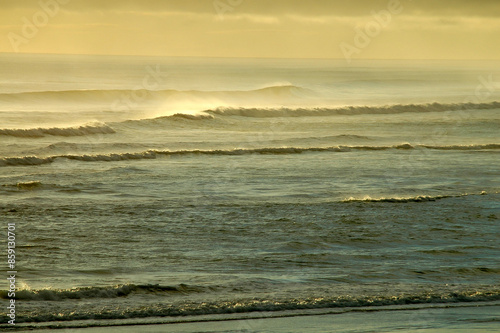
[0, 124, 115, 138]
[123, 113, 215, 125]
[330, 134, 370, 140]
[2, 144, 499, 167]
[168, 113, 215, 120]
[13, 181, 43, 190]
[0, 156, 56, 167]
[0, 181, 71, 192]
[206, 101, 500, 117]
[0, 85, 311, 104]
[421, 144, 500, 150]
[342, 192, 488, 203]
[3, 285, 499, 324]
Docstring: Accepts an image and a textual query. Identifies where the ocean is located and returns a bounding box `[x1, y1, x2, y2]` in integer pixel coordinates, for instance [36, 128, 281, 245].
[0, 54, 499, 330]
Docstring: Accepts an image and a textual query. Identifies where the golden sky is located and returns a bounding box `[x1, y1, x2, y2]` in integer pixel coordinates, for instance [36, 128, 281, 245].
[1, 0, 500, 59]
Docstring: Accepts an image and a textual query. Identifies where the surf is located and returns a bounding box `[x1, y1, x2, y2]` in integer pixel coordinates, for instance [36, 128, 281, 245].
[2, 144, 499, 167]
[0, 123, 115, 138]
[205, 101, 500, 118]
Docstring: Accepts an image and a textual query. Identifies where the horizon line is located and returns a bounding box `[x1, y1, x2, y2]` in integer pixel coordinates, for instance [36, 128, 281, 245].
[1, 52, 500, 62]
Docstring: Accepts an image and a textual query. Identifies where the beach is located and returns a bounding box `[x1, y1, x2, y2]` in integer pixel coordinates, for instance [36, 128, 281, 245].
[12, 304, 500, 332]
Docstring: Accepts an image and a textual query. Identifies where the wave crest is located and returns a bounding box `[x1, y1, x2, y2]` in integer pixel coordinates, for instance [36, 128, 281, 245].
[0, 124, 115, 138]
[206, 101, 500, 117]
[15, 181, 43, 190]
[1, 284, 205, 301]
[342, 192, 487, 203]
[6, 287, 500, 323]
[1, 144, 499, 167]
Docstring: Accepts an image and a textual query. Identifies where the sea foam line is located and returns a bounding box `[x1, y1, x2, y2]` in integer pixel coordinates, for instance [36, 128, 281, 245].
[3, 285, 499, 323]
[8, 301, 500, 330]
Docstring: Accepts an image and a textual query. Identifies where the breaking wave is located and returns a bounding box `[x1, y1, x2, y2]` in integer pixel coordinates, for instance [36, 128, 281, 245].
[0, 124, 115, 138]
[1, 144, 499, 167]
[168, 113, 215, 120]
[0, 181, 76, 192]
[123, 113, 215, 125]
[14, 181, 43, 190]
[2, 284, 205, 301]
[3, 285, 499, 324]
[206, 101, 500, 117]
[422, 143, 500, 150]
[342, 192, 488, 203]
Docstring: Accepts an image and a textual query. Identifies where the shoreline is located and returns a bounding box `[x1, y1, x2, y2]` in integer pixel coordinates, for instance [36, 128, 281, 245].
[6, 301, 499, 332]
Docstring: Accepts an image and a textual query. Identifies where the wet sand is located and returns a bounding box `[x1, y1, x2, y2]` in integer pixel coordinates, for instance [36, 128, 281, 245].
[13, 304, 499, 333]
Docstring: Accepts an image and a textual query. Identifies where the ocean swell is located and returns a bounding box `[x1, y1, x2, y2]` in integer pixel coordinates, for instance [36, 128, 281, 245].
[342, 192, 488, 203]
[206, 101, 500, 117]
[0, 124, 115, 138]
[0, 85, 311, 104]
[2, 284, 205, 301]
[1, 144, 499, 167]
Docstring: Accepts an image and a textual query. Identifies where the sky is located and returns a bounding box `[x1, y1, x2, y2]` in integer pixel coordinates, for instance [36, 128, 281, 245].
[1, 0, 500, 60]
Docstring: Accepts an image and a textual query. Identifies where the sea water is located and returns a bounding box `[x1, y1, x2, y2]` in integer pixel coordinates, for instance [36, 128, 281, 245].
[0, 54, 499, 328]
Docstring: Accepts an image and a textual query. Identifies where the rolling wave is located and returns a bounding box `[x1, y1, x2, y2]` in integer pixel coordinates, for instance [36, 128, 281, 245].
[3, 285, 499, 323]
[422, 144, 500, 150]
[342, 192, 488, 203]
[0, 85, 311, 103]
[122, 113, 215, 125]
[1, 144, 499, 167]
[4, 284, 205, 301]
[206, 101, 500, 117]
[167, 113, 215, 120]
[11, 181, 43, 190]
[0, 181, 75, 192]
[0, 124, 115, 138]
